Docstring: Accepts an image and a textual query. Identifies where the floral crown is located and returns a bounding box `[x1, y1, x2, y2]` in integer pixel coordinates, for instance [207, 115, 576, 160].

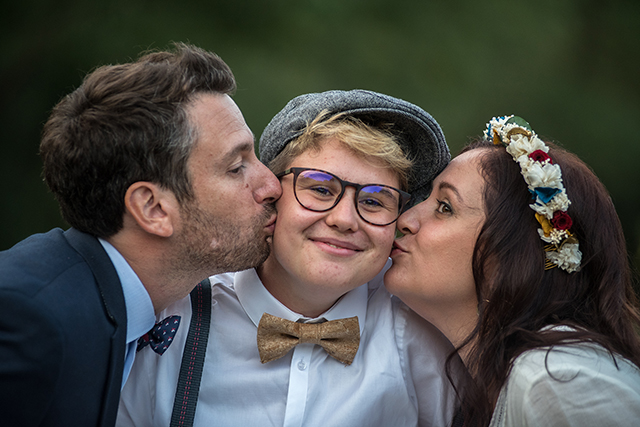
[483, 115, 582, 273]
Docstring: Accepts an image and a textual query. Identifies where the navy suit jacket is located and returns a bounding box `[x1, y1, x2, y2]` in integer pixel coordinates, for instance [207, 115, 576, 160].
[0, 228, 128, 427]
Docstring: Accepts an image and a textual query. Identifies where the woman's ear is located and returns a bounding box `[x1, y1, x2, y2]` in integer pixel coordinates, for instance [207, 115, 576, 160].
[124, 182, 179, 237]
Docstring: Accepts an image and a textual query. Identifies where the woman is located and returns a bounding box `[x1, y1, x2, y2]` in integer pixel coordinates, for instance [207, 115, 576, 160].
[386, 115, 640, 426]
[118, 90, 458, 427]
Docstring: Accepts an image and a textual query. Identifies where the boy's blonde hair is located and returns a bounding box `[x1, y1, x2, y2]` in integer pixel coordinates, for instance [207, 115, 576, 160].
[268, 110, 413, 190]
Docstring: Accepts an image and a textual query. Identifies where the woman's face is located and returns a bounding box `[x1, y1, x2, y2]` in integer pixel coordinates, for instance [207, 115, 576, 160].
[385, 149, 486, 325]
[262, 137, 401, 313]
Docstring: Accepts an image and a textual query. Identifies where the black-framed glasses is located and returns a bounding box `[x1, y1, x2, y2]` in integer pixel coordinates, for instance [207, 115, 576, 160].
[277, 167, 411, 226]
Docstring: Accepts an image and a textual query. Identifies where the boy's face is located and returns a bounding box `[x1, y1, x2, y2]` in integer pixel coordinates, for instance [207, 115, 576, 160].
[260, 137, 400, 316]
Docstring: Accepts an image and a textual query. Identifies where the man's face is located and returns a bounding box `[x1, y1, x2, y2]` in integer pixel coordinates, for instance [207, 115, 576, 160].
[173, 93, 281, 276]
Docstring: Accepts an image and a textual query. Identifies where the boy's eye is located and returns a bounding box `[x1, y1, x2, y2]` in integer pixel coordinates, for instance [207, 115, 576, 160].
[308, 186, 334, 197]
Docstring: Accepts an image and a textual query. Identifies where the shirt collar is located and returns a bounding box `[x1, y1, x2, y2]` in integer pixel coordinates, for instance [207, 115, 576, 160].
[98, 238, 156, 344]
[235, 268, 368, 335]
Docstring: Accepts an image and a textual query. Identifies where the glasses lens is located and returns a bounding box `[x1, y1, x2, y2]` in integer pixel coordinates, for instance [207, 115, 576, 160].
[295, 170, 342, 211]
[358, 185, 402, 225]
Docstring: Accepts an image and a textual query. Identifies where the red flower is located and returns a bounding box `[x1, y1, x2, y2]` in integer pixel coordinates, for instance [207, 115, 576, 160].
[529, 149, 552, 163]
[551, 211, 573, 230]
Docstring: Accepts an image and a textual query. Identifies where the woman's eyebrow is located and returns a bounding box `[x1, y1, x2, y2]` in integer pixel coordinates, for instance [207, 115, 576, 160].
[437, 181, 463, 204]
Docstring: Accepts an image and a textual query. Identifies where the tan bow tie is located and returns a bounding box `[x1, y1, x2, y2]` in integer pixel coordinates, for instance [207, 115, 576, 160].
[256, 313, 360, 365]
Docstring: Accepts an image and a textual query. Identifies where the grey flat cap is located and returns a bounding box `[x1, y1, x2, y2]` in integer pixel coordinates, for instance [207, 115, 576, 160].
[259, 89, 450, 204]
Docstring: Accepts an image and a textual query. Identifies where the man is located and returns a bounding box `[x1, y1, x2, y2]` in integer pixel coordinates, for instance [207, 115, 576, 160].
[0, 43, 281, 427]
[118, 90, 458, 426]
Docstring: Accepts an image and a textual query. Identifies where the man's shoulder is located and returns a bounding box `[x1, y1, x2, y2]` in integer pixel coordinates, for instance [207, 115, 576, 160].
[1, 228, 66, 253]
[1, 228, 76, 281]
[0, 228, 105, 296]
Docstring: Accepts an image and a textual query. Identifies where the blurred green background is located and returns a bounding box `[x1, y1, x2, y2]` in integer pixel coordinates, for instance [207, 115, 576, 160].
[1, 0, 639, 285]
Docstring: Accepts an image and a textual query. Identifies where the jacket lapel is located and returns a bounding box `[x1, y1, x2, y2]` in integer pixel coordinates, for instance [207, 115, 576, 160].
[64, 228, 127, 427]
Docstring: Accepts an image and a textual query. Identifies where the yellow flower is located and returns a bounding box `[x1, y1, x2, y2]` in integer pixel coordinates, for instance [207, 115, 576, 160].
[535, 213, 553, 236]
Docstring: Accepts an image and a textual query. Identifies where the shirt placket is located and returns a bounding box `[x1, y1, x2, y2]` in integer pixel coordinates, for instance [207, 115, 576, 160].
[282, 343, 314, 427]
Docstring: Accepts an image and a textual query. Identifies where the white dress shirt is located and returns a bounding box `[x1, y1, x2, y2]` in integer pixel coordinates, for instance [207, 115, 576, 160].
[99, 238, 155, 388]
[117, 261, 457, 427]
[490, 341, 640, 426]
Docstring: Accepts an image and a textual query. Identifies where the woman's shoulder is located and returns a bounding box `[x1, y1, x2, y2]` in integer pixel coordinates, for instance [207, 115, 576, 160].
[511, 341, 640, 384]
[492, 342, 640, 426]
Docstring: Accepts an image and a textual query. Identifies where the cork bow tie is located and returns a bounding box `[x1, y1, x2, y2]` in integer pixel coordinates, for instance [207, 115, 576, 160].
[256, 313, 360, 365]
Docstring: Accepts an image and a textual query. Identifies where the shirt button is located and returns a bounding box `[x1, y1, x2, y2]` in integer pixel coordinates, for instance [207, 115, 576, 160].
[297, 359, 307, 371]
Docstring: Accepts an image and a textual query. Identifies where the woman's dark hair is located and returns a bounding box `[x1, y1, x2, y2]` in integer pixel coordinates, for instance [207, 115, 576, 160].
[40, 43, 236, 238]
[448, 137, 640, 426]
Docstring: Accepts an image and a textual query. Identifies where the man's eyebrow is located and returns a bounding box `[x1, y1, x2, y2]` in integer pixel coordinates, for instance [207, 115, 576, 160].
[219, 140, 255, 165]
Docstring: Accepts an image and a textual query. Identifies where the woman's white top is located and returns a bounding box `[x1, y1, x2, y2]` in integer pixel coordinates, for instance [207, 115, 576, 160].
[489, 340, 640, 426]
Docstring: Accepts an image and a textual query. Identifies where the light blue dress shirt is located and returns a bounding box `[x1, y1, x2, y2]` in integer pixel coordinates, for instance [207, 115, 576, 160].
[99, 238, 155, 388]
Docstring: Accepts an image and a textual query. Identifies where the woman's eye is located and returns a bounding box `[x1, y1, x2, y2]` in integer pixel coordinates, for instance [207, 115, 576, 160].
[436, 199, 452, 214]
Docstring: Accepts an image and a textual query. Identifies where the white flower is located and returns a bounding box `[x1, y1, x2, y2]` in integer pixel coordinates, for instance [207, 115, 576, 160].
[484, 116, 513, 143]
[546, 243, 582, 273]
[547, 191, 571, 212]
[538, 228, 570, 245]
[538, 228, 551, 242]
[483, 115, 582, 273]
[516, 155, 543, 174]
[506, 134, 547, 159]
[530, 191, 571, 219]
[531, 203, 555, 219]
[523, 162, 563, 191]
[516, 155, 534, 170]
[486, 116, 511, 132]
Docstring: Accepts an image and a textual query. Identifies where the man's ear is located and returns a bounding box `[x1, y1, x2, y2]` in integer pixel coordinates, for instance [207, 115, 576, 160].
[124, 182, 179, 237]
